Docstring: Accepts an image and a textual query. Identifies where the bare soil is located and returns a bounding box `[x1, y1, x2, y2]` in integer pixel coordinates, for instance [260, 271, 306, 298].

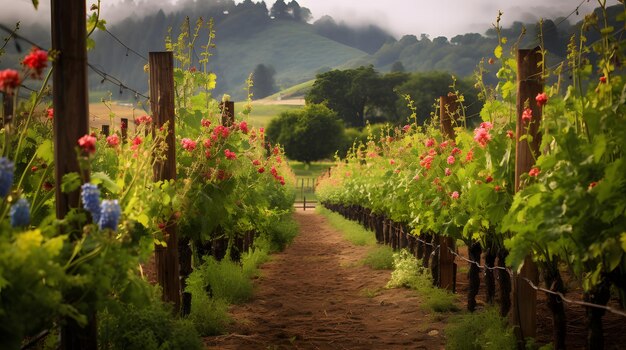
[204, 210, 447, 350]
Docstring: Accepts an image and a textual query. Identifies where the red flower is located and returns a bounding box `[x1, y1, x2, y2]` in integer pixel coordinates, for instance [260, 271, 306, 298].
[131, 136, 143, 150]
[252, 159, 261, 166]
[445, 168, 452, 176]
[485, 175, 493, 183]
[239, 121, 249, 134]
[522, 108, 533, 123]
[271, 166, 278, 177]
[224, 149, 237, 160]
[78, 134, 97, 154]
[440, 141, 449, 149]
[425, 138, 435, 147]
[181, 138, 197, 151]
[258, 167, 265, 173]
[528, 167, 540, 177]
[43, 181, 54, 191]
[447, 155, 455, 165]
[451, 147, 461, 156]
[201, 118, 212, 128]
[390, 159, 396, 165]
[479, 121, 493, 130]
[46, 108, 54, 120]
[31, 166, 38, 172]
[135, 115, 152, 125]
[106, 134, 120, 147]
[189, 66, 197, 73]
[22, 47, 48, 78]
[203, 139, 212, 148]
[450, 191, 460, 199]
[205, 150, 211, 159]
[420, 155, 434, 170]
[506, 130, 515, 139]
[473, 127, 491, 147]
[465, 148, 474, 162]
[403, 124, 411, 132]
[599, 76, 607, 84]
[494, 185, 502, 192]
[273, 146, 280, 155]
[0, 69, 21, 95]
[535, 92, 548, 107]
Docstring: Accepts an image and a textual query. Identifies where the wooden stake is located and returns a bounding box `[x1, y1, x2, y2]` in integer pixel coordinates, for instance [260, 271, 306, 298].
[438, 94, 458, 292]
[101, 124, 110, 137]
[220, 100, 235, 126]
[512, 47, 542, 344]
[51, 1, 96, 349]
[149, 51, 181, 313]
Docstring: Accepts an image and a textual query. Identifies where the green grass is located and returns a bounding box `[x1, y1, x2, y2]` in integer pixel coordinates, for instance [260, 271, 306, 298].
[362, 245, 395, 270]
[445, 308, 517, 350]
[265, 79, 315, 100]
[290, 161, 335, 178]
[237, 102, 303, 128]
[317, 206, 376, 246]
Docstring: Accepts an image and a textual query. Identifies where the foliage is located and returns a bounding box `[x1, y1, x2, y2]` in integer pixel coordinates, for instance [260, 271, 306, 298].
[317, 206, 377, 246]
[445, 308, 517, 350]
[266, 103, 345, 163]
[251, 63, 278, 99]
[362, 245, 395, 270]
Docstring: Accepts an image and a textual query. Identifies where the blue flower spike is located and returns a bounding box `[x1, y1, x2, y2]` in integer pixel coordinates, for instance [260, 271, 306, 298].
[10, 198, 30, 227]
[98, 199, 121, 231]
[0, 157, 15, 198]
[81, 183, 101, 224]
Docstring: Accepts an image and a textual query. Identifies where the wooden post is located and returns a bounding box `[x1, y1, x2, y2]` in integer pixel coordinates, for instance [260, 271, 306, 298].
[120, 118, 128, 141]
[512, 47, 542, 344]
[101, 124, 110, 137]
[220, 100, 235, 126]
[303, 196, 306, 211]
[52, 1, 96, 349]
[149, 51, 181, 313]
[438, 94, 458, 292]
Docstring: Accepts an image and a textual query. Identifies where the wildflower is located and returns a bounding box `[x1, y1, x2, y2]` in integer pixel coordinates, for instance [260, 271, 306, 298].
[390, 159, 396, 165]
[506, 130, 514, 139]
[10, 198, 30, 227]
[535, 92, 548, 107]
[485, 175, 493, 183]
[450, 191, 460, 199]
[78, 134, 97, 155]
[273, 146, 280, 155]
[203, 139, 212, 148]
[465, 148, 474, 162]
[252, 159, 261, 166]
[420, 155, 434, 170]
[135, 115, 152, 125]
[224, 149, 237, 160]
[22, 47, 48, 78]
[447, 155, 455, 165]
[440, 141, 449, 149]
[403, 124, 411, 132]
[81, 183, 101, 223]
[494, 185, 502, 192]
[46, 108, 54, 120]
[0, 69, 21, 95]
[258, 167, 265, 173]
[599, 76, 607, 84]
[473, 127, 491, 147]
[239, 121, 249, 134]
[181, 138, 197, 151]
[31, 166, 38, 172]
[0, 157, 14, 198]
[213, 125, 230, 139]
[131, 136, 142, 151]
[106, 134, 120, 147]
[425, 138, 435, 147]
[99, 199, 121, 231]
[201, 118, 212, 128]
[528, 167, 540, 177]
[451, 147, 461, 156]
[445, 168, 452, 176]
[522, 108, 533, 123]
[276, 156, 282, 163]
[205, 150, 211, 159]
[479, 121, 493, 130]
[259, 127, 265, 134]
[271, 166, 278, 177]
[428, 148, 437, 156]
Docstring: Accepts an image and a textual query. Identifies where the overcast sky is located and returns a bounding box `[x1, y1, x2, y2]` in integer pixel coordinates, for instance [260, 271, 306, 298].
[3, 0, 621, 38]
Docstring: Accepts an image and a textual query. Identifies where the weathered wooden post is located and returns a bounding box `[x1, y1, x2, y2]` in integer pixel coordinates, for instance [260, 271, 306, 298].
[511, 47, 542, 345]
[101, 124, 110, 137]
[438, 94, 458, 292]
[52, 1, 97, 349]
[220, 100, 235, 126]
[149, 51, 182, 313]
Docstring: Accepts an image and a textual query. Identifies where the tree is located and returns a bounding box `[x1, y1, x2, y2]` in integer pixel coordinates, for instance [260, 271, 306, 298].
[270, 0, 288, 19]
[251, 64, 277, 99]
[266, 104, 345, 164]
[390, 61, 405, 73]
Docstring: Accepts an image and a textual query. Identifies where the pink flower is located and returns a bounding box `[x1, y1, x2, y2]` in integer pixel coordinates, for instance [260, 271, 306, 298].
[204, 150, 211, 158]
[473, 127, 492, 147]
[239, 121, 249, 134]
[403, 124, 411, 132]
[447, 155, 455, 165]
[522, 108, 533, 123]
[440, 141, 449, 149]
[252, 159, 261, 166]
[106, 134, 120, 147]
[78, 134, 97, 154]
[224, 149, 237, 160]
[22, 47, 48, 78]
[259, 127, 265, 133]
[450, 191, 460, 199]
[135, 115, 153, 125]
[0, 69, 21, 95]
[203, 139, 212, 148]
[181, 138, 197, 151]
[445, 168, 452, 176]
[425, 138, 435, 147]
[273, 146, 280, 155]
[213, 125, 230, 139]
[390, 159, 396, 165]
[46, 108, 54, 120]
[528, 167, 540, 177]
[428, 148, 437, 156]
[131, 136, 142, 150]
[535, 92, 548, 107]
[479, 121, 493, 130]
[451, 147, 461, 156]
[201, 118, 212, 128]
[420, 155, 434, 170]
[413, 174, 420, 181]
[506, 130, 515, 139]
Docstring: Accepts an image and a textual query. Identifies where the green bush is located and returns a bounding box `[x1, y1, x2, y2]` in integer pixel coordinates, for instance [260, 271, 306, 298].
[445, 308, 517, 350]
[263, 213, 299, 251]
[362, 245, 395, 269]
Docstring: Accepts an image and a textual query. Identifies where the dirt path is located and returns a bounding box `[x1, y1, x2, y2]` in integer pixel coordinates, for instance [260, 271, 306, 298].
[205, 210, 446, 350]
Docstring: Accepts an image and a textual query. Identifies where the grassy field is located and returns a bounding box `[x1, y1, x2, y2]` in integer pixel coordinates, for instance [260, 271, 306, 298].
[237, 101, 303, 128]
[290, 161, 334, 202]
